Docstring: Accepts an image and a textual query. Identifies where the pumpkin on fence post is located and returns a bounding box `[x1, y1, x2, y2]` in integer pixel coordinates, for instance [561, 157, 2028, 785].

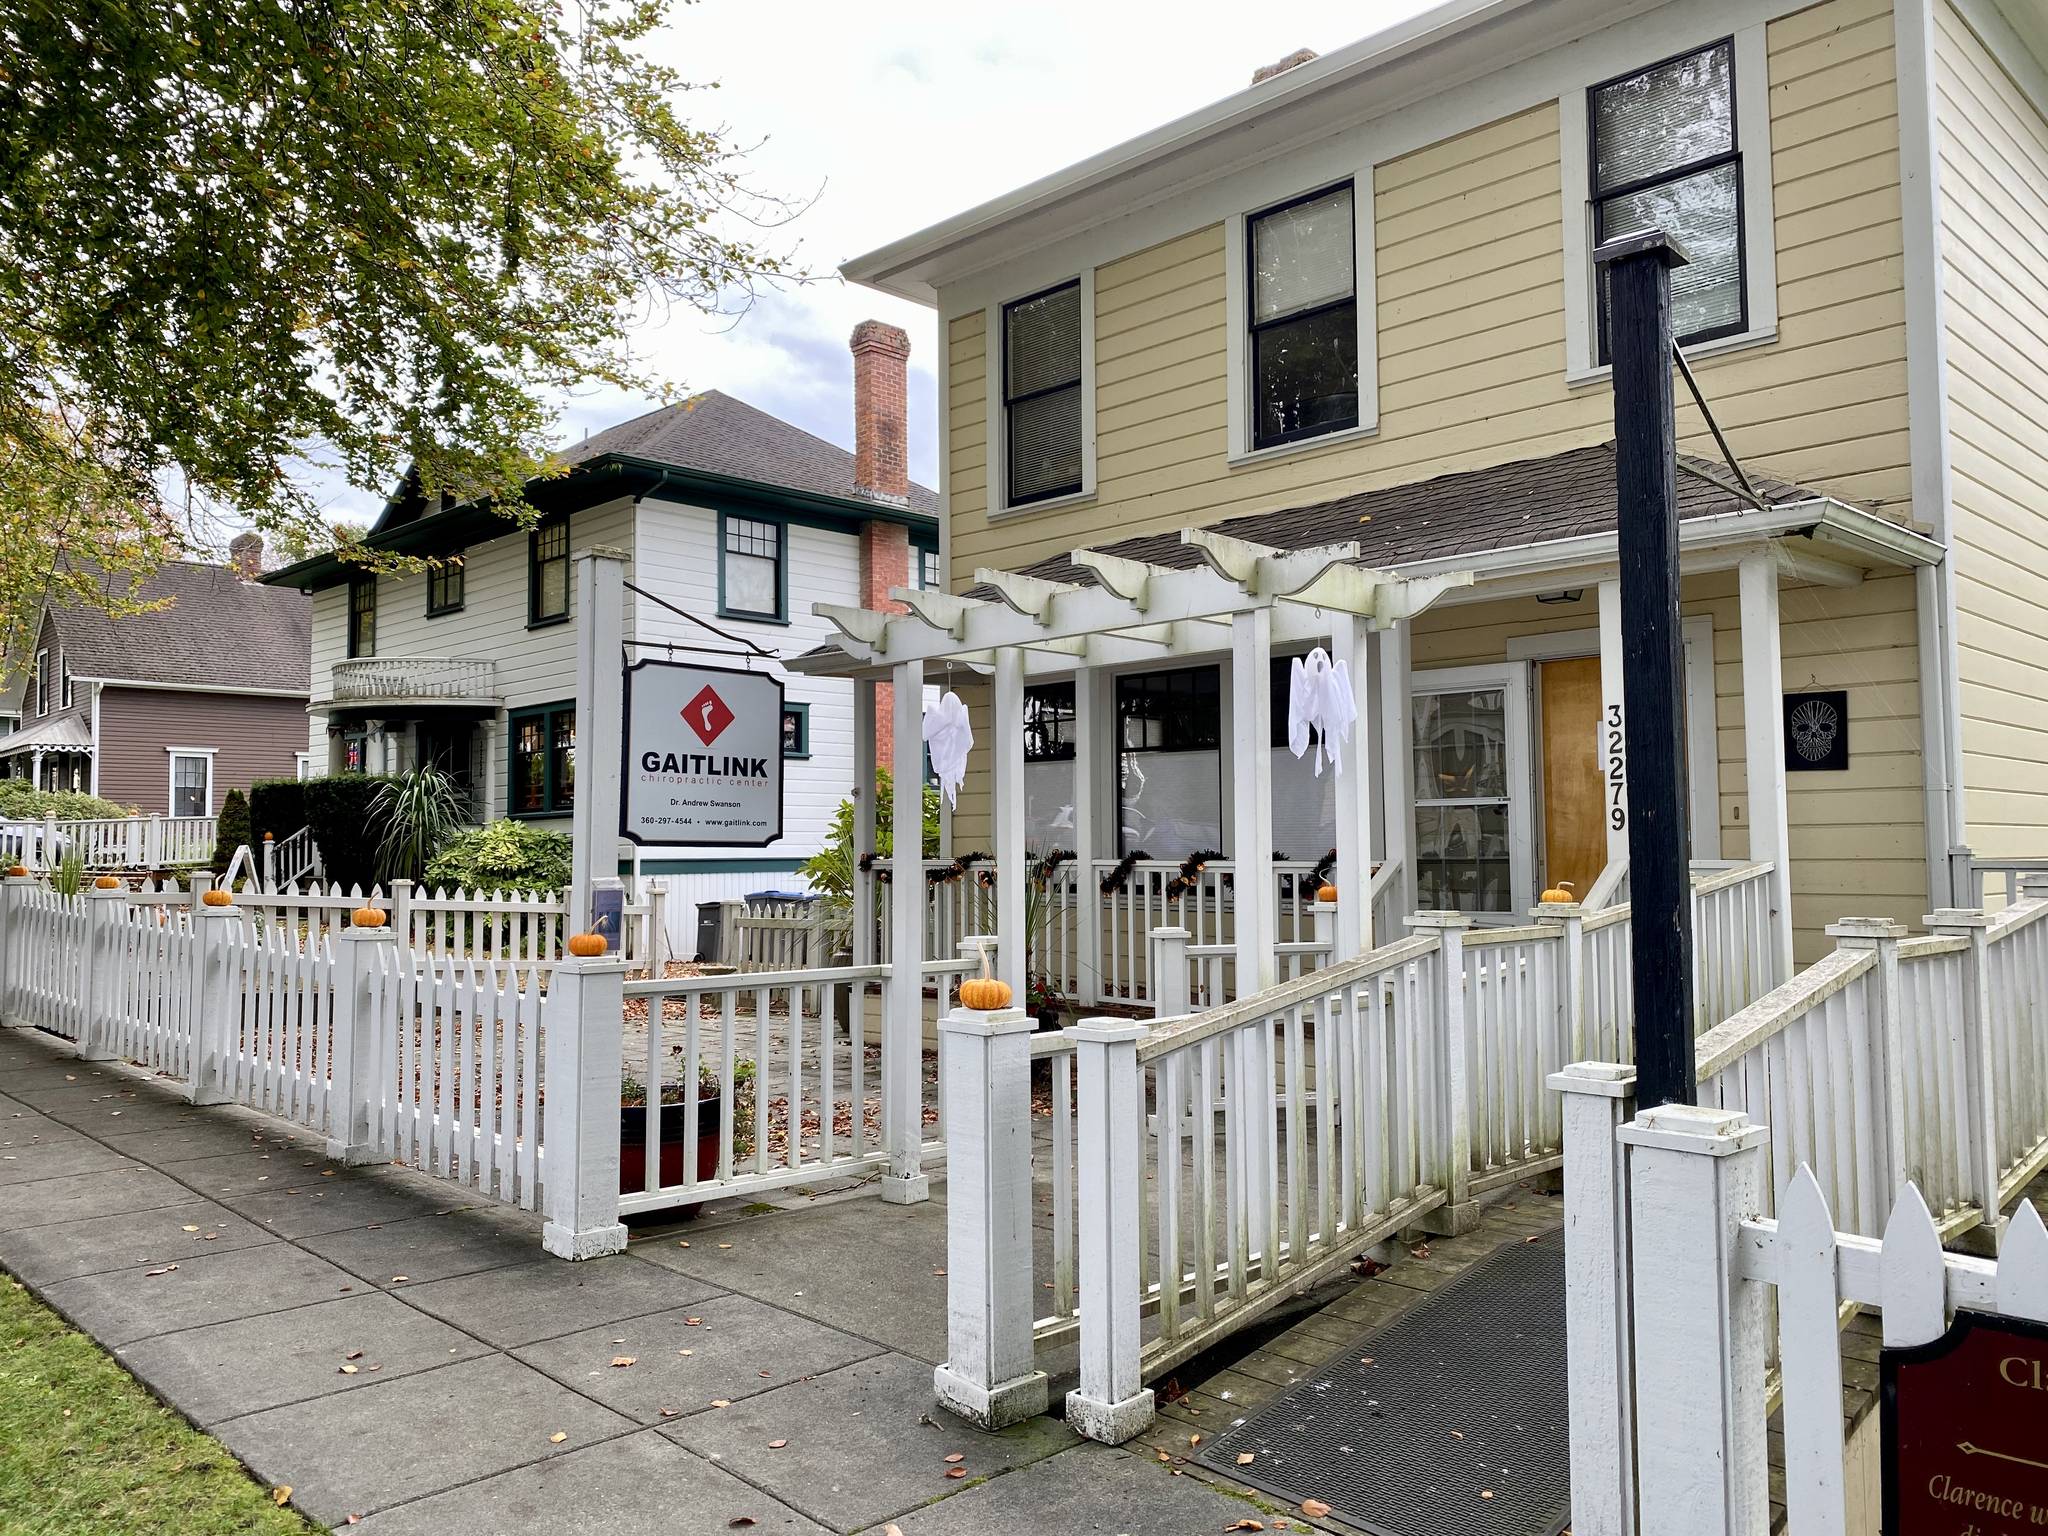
[93, 875, 122, 890]
[957, 944, 1012, 1012]
[567, 931, 608, 958]
[350, 906, 387, 928]
[1316, 881, 1339, 904]
[5, 865, 27, 878]
[1540, 881, 1577, 905]
[201, 887, 234, 907]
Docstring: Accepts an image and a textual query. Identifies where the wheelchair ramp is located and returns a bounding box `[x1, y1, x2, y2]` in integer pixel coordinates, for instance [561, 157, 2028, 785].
[1194, 1230, 1569, 1536]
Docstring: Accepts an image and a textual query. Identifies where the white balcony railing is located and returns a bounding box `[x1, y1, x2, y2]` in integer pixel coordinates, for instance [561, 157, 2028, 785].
[329, 656, 498, 706]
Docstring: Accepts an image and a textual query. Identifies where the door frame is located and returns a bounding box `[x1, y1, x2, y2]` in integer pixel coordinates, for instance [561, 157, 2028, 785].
[1409, 660, 1535, 923]
[1507, 616, 1722, 862]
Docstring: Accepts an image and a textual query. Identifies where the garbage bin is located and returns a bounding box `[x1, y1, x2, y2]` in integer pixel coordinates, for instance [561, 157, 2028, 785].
[744, 889, 818, 913]
[695, 901, 725, 964]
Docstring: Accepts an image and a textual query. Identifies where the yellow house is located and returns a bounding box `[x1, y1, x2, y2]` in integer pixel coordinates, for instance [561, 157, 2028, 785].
[801, 0, 2048, 988]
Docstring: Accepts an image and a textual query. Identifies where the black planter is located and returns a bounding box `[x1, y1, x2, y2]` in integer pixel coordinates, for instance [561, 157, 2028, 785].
[619, 1091, 723, 1199]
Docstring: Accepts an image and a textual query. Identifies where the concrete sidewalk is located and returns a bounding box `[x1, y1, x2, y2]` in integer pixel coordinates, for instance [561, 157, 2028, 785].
[0, 1023, 1301, 1534]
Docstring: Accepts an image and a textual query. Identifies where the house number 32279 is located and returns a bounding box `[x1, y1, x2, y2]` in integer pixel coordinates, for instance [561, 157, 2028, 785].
[1605, 703, 1628, 832]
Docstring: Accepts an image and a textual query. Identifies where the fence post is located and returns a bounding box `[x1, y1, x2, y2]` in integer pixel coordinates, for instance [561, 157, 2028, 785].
[646, 880, 669, 972]
[78, 885, 129, 1061]
[933, 1004, 1048, 1430]
[1826, 918, 1908, 1195]
[1536, 900, 1587, 1063]
[1928, 907, 2005, 1245]
[390, 877, 414, 951]
[540, 952, 630, 1260]
[146, 814, 165, 870]
[1619, 1102, 1772, 1535]
[1065, 1017, 1154, 1444]
[1551, 1061, 1638, 1536]
[325, 923, 393, 1164]
[0, 873, 24, 1022]
[1409, 911, 1477, 1233]
[261, 833, 276, 893]
[1149, 927, 1190, 1020]
[185, 905, 241, 1106]
[718, 898, 745, 968]
[40, 813, 56, 870]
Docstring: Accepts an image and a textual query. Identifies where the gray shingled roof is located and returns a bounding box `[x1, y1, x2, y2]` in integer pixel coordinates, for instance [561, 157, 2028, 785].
[559, 389, 940, 516]
[979, 442, 1822, 593]
[50, 562, 311, 694]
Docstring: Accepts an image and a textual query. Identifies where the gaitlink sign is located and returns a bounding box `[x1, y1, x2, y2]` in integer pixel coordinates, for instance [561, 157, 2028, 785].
[619, 659, 785, 848]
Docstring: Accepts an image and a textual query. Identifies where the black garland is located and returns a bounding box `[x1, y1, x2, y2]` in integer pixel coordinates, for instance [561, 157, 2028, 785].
[1162, 849, 1226, 903]
[858, 850, 992, 887]
[1032, 849, 1075, 884]
[1098, 850, 1150, 895]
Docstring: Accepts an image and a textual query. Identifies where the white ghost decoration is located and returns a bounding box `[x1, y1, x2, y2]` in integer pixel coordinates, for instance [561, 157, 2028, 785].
[1286, 647, 1359, 777]
[921, 690, 974, 809]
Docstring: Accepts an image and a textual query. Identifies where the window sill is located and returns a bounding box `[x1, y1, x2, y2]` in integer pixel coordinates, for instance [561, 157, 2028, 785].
[987, 487, 1096, 522]
[1227, 420, 1379, 470]
[427, 605, 465, 619]
[508, 806, 571, 821]
[1566, 325, 1778, 389]
[525, 614, 571, 632]
[782, 751, 811, 763]
[716, 608, 791, 627]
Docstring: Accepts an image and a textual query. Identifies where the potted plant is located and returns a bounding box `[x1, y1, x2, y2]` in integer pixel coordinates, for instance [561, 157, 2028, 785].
[1024, 972, 1063, 1032]
[618, 1060, 757, 1213]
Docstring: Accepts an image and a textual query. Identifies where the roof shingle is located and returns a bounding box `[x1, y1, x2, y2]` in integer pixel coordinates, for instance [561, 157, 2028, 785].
[47, 562, 311, 694]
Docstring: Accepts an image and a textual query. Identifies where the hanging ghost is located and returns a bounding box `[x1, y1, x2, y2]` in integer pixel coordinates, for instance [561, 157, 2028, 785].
[1285, 646, 1359, 776]
[922, 690, 974, 809]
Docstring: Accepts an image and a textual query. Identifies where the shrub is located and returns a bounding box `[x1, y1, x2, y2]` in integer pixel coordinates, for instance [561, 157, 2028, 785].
[799, 767, 941, 901]
[250, 774, 392, 889]
[424, 820, 572, 896]
[371, 767, 466, 883]
[211, 788, 252, 877]
[247, 778, 306, 846]
[0, 782, 136, 821]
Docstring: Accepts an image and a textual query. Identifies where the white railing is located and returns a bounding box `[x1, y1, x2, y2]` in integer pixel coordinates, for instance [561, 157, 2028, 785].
[329, 655, 498, 704]
[1963, 854, 2048, 911]
[107, 902, 200, 1079]
[0, 814, 215, 871]
[264, 826, 324, 889]
[3, 884, 88, 1039]
[218, 922, 338, 1130]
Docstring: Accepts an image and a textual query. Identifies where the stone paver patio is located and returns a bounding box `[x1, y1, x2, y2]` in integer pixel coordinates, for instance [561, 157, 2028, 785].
[0, 1022, 1313, 1534]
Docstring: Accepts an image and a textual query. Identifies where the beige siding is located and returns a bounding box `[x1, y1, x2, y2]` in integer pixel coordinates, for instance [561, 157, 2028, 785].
[1934, 3, 2048, 856]
[938, 0, 1923, 952]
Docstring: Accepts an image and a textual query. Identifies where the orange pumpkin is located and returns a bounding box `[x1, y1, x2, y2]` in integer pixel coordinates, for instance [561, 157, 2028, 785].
[567, 931, 608, 958]
[5, 865, 27, 878]
[201, 887, 233, 907]
[1540, 882, 1576, 905]
[1316, 882, 1339, 903]
[958, 946, 1012, 1011]
[93, 875, 122, 890]
[350, 907, 387, 928]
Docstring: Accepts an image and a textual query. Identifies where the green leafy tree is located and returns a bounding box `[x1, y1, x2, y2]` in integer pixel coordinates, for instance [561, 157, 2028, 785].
[799, 767, 942, 901]
[0, 0, 797, 657]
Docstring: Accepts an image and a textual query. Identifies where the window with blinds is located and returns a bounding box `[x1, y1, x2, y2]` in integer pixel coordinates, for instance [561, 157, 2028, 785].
[1248, 183, 1359, 451]
[1002, 280, 1083, 506]
[720, 514, 783, 619]
[1591, 39, 1744, 356]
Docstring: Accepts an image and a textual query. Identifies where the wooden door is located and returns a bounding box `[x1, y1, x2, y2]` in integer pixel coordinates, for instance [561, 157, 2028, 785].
[1538, 656, 1605, 903]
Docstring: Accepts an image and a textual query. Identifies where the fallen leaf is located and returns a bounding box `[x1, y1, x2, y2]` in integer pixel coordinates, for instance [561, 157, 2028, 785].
[943, 1452, 965, 1464]
[144, 1264, 177, 1277]
[1360, 1358, 1375, 1367]
[1480, 1491, 1494, 1500]
[1449, 1430, 1465, 1440]
[549, 1432, 568, 1444]
[728, 1520, 757, 1529]
[272, 1487, 292, 1506]
[202, 1233, 218, 1241]
[338, 1364, 359, 1375]
[345, 1517, 362, 1525]
[659, 1407, 679, 1418]
[685, 1317, 704, 1327]
[1224, 1522, 1264, 1532]
[884, 1527, 905, 1536]
[677, 1240, 689, 1247]
[1189, 1433, 1202, 1447]
[718, 1243, 732, 1249]
[945, 1467, 967, 1480]
[932, 1268, 946, 1276]
[678, 1348, 694, 1357]
[610, 1356, 637, 1368]
[768, 1439, 787, 1449]
[1301, 1500, 1331, 1519]
[1236, 1452, 1257, 1465]
[711, 1398, 731, 1408]
[1157, 1449, 1172, 1463]
[182, 1224, 200, 1233]
[344, 1350, 363, 1360]
[390, 1275, 408, 1284]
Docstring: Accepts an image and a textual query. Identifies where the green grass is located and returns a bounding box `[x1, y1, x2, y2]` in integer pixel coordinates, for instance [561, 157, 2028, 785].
[0, 1279, 326, 1535]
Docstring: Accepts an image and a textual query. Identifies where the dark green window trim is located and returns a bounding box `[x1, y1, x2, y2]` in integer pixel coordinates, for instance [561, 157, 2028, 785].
[347, 576, 376, 658]
[717, 508, 788, 624]
[508, 699, 575, 817]
[781, 702, 811, 760]
[528, 519, 570, 628]
[426, 554, 465, 616]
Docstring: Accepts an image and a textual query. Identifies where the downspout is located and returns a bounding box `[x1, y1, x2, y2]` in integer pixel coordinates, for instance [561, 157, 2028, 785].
[1893, 0, 1970, 909]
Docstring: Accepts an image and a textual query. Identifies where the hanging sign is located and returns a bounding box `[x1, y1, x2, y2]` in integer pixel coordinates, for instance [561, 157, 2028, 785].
[620, 659, 784, 847]
[1883, 1311, 2048, 1532]
[1784, 689, 1849, 772]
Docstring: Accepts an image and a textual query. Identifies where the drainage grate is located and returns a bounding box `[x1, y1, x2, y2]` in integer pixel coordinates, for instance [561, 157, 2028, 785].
[1194, 1230, 1570, 1536]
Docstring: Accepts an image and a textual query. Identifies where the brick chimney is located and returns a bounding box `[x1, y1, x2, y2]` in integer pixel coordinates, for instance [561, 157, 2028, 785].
[228, 531, 264, 580]
[851, 320, 915, 762]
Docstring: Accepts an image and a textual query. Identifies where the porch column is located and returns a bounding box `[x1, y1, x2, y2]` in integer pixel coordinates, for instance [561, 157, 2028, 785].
[1377, 621, 1414, 921]
[1072, 668, 1100, 1004]
[852, 676, 878, 965]
[1330, 613, 1376, 959]
[992, 647, 1026, 999]
[883, 655, 930, 1204]
[1738, 553, 1795, 978]
[1598, 579, 1629, 878]
[1230, 608, 1276, 998]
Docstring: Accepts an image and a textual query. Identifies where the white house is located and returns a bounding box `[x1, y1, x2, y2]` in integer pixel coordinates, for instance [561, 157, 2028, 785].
[263, 322, 940, 938]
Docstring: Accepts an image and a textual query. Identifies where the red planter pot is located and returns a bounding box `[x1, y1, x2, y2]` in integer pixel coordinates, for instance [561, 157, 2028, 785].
[618, 1093, 722, 1202]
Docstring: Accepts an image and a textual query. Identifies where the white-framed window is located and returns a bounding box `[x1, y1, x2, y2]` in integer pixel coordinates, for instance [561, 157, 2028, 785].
[1224, 170, 1378, 463]
[1560, 25, 1776, 382]
[32, 648, 48, 717]
[983, 270, 1096, 516]
[294, 751, 315, 781]
[59, 653, 71, 710]
[166, 748, 216, 818]
[1410, 664, 1532, 919]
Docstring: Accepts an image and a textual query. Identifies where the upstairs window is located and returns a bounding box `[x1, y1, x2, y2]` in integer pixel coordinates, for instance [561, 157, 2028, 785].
[427, 554, 465, 616]
[720, 514, 784, 620]
[1003, 281, 1084, 506]
[529, 520, 569, 625]
[31, 648, 47, 716]
[917, 545, 942, 591]
[1591, 39, 1743, 356]
[347, 577, 376, 658]
[1248, 183, 1359, 451]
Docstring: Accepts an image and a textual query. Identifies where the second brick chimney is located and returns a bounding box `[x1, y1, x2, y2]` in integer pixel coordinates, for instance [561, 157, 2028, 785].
[228, 531, 264, 581]
[851, 320, 915, 765]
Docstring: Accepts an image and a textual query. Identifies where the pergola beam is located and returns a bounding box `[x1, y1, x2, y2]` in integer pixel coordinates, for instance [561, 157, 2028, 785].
[975, 567, 1078, 624]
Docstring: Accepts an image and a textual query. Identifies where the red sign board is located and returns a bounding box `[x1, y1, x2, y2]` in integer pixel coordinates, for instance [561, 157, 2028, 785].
[1885, 1310, 2048, 1533]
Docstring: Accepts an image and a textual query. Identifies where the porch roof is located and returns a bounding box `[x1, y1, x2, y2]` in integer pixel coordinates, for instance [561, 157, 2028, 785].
[0, 712, 93, 758]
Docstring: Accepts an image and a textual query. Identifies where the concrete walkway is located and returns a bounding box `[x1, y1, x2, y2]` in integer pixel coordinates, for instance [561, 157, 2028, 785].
[0, 1022, 1317, 1534]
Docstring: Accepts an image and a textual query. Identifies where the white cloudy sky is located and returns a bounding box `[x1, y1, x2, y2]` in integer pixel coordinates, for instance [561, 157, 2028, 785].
[318, 0, 1438, 519]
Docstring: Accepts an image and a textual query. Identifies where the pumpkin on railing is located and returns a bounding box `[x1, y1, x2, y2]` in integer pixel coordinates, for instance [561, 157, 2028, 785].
[958, 944, 1011, 1011]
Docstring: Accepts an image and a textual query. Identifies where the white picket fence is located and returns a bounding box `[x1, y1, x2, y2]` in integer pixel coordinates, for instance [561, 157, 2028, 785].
[0, 814, 215, 871]
[1560, 1081, 2048, 1536]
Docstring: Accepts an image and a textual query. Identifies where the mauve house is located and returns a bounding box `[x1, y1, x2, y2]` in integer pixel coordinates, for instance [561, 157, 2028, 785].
[0, 539, 312, 813]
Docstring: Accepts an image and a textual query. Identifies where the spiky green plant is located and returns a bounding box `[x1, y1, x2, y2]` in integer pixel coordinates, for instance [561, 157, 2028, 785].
[370, 766, 466, 884]
[50, 849, 85, 897]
